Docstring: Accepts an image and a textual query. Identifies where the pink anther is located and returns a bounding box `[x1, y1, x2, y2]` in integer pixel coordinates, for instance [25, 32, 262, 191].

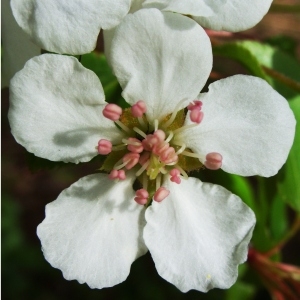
[139, 152, 150, 165]
[123, 153, 140, 170]
[154, 187, 170, 202]
[160, 147, 178, 164]
[153, 142, 169, 156]
[127, 138, 143, 153]
[190, 110, 204, 124]
[131, 100, 147, 117]
[170, 168, 181, 184]
[108, 169, 126, 180]
[204, 152, 223, 170]
[102, 103, 122, 121]
[153, 130, 166, 142]
[142, 134, 160, 151]
[187, 100, 202, 111]
[134, 189, 149, 205]
[97, 139, 112, 155]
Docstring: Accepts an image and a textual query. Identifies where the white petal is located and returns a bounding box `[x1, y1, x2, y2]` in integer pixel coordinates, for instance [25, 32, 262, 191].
[11, 0, 131, 54]
[144, 178, 255, 292]
[143, 0, 225, 17]
[9, 54, 123, 163]
[104, 0, 143, 64]
[193, 0, 273, 32]
[111, 9, 212, 122]
[1, 0, 40, 87]
[37, 173, 147, 289]
[178, 75, 296, 177]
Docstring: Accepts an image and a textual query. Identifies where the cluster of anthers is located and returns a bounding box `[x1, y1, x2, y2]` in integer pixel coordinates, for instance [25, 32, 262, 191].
[97, 100, 223, 206]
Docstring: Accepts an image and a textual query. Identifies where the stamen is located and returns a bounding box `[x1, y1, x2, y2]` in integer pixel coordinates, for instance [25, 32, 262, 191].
[170, 168, 181, 184]
[153, 187, 170, 202]
[187, 100, 202, 111]
[154, 119, 159, 132]
[175, 165, 188, 180]
[108, 169, 126, 180]
[190, 110, 204, 124]
[134, 189, 149, 205]
[154, 130, 166, 142]
[143, 172, 148, 190]
[138, 116, 147, 129]
[165, 131, 174, 143]
[131, 100, 147, 117]
[204, 152, 223, 170]
[122, 153, 140, 170]
[160, 147, 178, 164]
[123, 138, 143, 153]
[133, 127, 147, 138]
[97, 139, 112, 155]
[175, 143, 186, 155]
[115, 120, 132, 134]
[139, 152, 150, 165]
[173, 123, 198, 135]
[159, 167, 168, 174]
[163, 100, 185, 128]
[156, 173, 162, 191]
[102, 104, 122, 121]
[181, 150, 202, 159]
[136, 160, 150, 177]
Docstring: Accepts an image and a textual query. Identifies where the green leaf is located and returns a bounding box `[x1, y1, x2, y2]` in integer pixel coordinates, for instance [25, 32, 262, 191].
[213, 41, 269, 81]
[81, 52, 127, 107]
[213, 41, 300, 100]
[226, 281, 256, 300]
[277, 97, 300, 212]
[265, 35, 297, 57]
[270, 195, 288, 241]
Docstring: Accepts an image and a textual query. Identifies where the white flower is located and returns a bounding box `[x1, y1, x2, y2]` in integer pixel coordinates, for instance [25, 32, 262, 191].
[11, 0, 272, 55]
[10, 0, 132, 54]
[2, 0, 40, 87]
[142, 0, 274, 32]
[9, 9, 295, 292]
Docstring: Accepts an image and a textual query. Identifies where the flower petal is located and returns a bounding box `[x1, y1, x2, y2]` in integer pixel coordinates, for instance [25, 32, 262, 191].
[2, 0, 40, 87]
[104, 0, 143, 64]
[143, 0, 224, 17]
[193, 0, 273, 32]
[11, 0, 131, 54]
[9, 54, 123, 163]
[144, 177, 255, 292]
[37, 173, 147, 289]
[111, 9, 212, 122]
[178, 75, 296, 177]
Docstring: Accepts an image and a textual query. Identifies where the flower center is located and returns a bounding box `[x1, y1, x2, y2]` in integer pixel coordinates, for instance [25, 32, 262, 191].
[98, 100, 222, 206]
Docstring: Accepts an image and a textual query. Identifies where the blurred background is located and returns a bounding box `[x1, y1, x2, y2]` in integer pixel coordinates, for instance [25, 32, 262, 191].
[2, 0, 300, 299]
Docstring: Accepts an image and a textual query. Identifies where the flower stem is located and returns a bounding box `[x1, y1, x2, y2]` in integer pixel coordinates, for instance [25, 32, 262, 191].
[264, 215, 300, 257]
[262, 66, 300, 93]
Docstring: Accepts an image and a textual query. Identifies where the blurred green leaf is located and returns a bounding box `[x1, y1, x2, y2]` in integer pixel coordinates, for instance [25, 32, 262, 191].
[277, 97, 300, 212]
[81, 52, 127, 107]
[226, 281, 256, 300]
[213, 41, 269, 81]
[270, 195, 288, 241]
[213, 41, 300, 100]
[265, 35, 297, 57]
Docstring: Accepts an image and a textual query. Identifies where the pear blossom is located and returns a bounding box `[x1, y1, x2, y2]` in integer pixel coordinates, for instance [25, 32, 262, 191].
[9, 9, 295, 292]
[2, 0, 40, 87]
[10, 0, 132, 54]
[142, 0, 274, 32]
[11, 0, 273, 55]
